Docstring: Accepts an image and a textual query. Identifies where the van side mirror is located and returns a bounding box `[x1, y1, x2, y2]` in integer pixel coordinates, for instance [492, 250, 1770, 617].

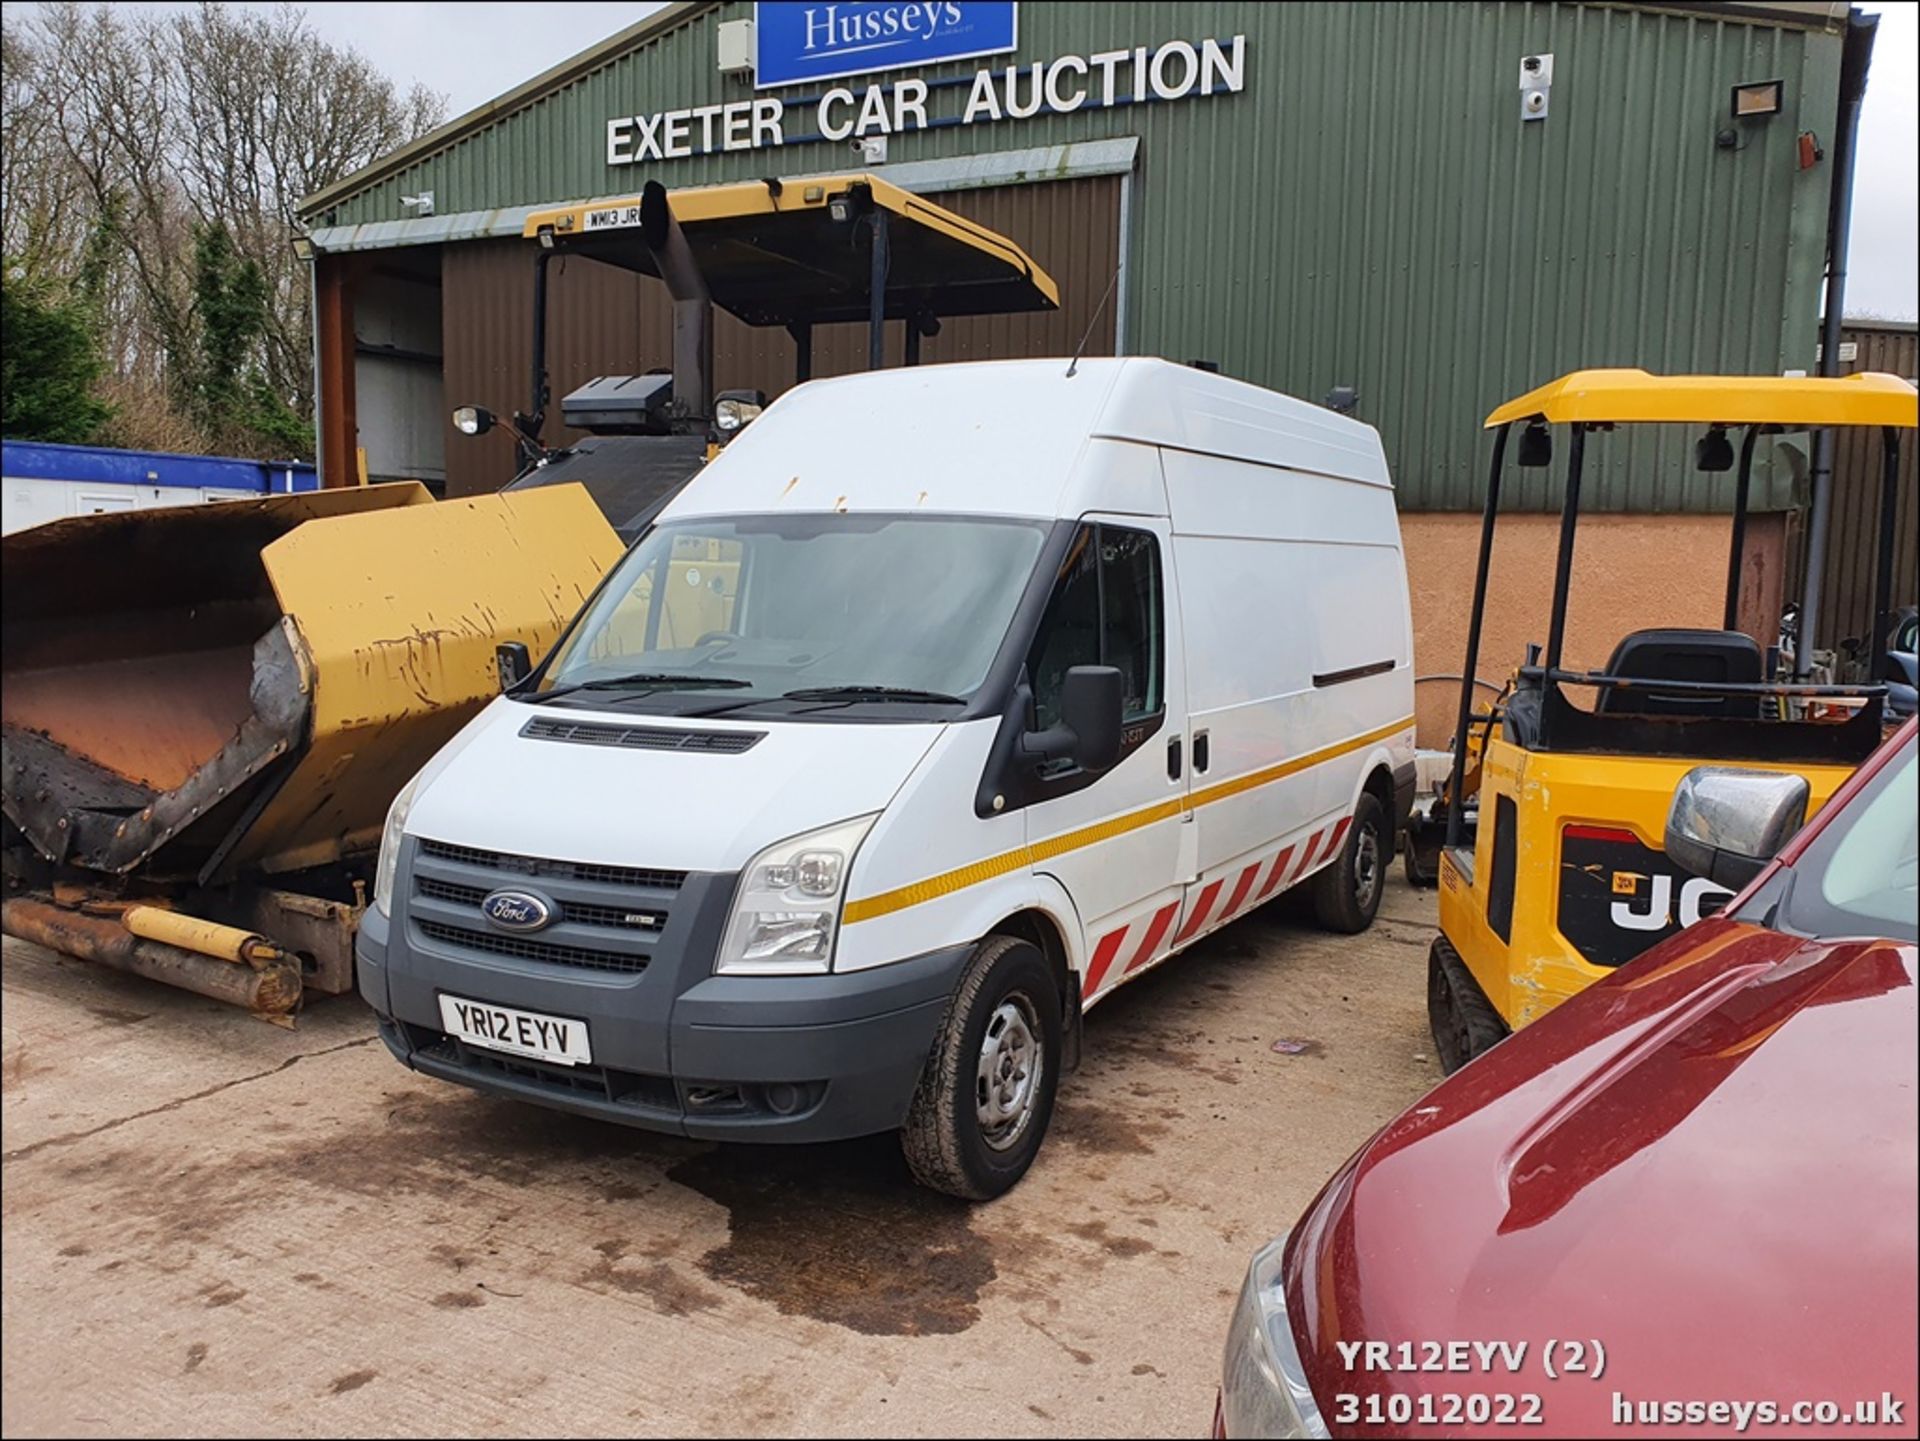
[496, 641, 532, 692]
[1665, 766, 1809, 891]
[1025, 666, 1125, 773]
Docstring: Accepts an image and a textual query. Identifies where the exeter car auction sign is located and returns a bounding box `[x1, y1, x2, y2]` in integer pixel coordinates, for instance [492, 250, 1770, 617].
[605, 25, 1248, 166]
[754, 1, 1020, 89]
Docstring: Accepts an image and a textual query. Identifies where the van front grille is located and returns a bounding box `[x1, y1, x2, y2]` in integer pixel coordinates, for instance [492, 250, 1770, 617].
[417, 838, 684, 892]
[415, 919, 648, 975]
[415, 875, 664, 932]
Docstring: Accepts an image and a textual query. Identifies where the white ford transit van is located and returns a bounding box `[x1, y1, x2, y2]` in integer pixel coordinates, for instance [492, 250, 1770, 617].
[359, 358, 1416, 1198]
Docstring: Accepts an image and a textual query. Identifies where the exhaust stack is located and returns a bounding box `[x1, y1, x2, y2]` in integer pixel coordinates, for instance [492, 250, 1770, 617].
[640, 179, 713, 422]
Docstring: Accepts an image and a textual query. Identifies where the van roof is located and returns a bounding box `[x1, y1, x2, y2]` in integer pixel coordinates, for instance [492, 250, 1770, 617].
[660, 358, 1391, 523]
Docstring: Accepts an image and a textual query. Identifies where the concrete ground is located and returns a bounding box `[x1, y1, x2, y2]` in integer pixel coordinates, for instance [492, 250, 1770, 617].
[2, 878, 1440, 1439]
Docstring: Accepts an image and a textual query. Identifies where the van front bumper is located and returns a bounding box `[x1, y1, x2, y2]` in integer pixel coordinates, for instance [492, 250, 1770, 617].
[358, 897, 967, 1144]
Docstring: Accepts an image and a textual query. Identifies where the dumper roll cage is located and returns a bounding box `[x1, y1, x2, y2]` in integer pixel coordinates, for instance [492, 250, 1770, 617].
[502, 171, 1060, 458]
[1443, 369, 1918, 849]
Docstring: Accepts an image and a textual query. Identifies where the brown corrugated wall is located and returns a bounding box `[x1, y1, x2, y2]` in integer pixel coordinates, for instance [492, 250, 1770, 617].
[1783, 322, 1919, 654]
[439, 177, 1120, 497]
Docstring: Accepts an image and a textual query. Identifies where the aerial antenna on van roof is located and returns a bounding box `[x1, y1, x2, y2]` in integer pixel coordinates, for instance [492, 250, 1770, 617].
[1065, 265, 1122, 379]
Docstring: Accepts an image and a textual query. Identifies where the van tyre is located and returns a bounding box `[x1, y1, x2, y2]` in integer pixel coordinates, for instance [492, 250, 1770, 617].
[901, 935, 1061, 1201]
[1427, 937, 1508, 1074]
[1312, 792, 1386, 933]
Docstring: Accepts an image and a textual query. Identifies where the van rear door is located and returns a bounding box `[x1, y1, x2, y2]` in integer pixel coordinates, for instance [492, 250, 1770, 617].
[1022, 516, 1191, 1005]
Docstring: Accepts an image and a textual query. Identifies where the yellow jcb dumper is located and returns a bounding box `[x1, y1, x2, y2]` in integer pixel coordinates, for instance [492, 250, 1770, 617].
[1424, 369, 1917, 1072]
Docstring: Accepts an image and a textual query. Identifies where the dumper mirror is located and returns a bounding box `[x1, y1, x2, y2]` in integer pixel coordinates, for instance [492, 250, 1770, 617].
[1025, 665, 1125, 773]
[1518, 421, 1553, 468]
[1695, 426, 1734, 472]
[496, 642, 533, 692]
[1665, 765, 1808, 890]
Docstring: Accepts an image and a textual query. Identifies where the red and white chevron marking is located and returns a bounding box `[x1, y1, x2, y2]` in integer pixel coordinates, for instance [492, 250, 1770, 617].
[1082, 813, 1353, 999]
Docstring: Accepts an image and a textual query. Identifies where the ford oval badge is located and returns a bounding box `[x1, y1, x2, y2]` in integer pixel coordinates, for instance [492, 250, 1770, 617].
[481, 888, 554, 932]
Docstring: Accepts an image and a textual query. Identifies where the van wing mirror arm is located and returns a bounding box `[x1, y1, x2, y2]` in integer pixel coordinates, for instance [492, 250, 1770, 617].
[1023, 666, 1125, 774]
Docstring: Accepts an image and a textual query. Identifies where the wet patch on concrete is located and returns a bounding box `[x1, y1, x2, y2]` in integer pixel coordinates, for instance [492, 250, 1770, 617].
[582, 1239, 722, 1318]
[183, 1342, 208, 1373]
[1064, 1219, 1156, 1259]
[1049, 1099, 1168, 1156]
[328, 1369, 376, 1395]
[431, 1289, 485, 1309]
[49, 1088, 695, 1260]
[86, 1005, 151, 1026]
[1020, 1314, 1094, 1365]
[200, 1281, 245, 1308]
[667, 1138, 995, 1337]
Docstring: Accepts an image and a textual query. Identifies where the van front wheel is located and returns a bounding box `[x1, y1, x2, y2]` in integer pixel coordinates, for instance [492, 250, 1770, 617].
[1312, 792, 1387, 933]
[901, 935, 1061, 1200]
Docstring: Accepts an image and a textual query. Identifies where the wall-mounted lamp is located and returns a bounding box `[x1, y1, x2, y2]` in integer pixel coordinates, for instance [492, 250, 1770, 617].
[1731, 79, 1783, 120]
[289, 233, 315, 261]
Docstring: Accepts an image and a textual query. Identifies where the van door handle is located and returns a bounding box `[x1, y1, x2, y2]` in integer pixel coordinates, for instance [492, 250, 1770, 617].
[1167, 735, 1182, 781]
[1193, 730, 1211, 774]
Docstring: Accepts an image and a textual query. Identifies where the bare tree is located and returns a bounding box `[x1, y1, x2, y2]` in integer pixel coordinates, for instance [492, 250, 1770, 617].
[2, 1, 445, 453]
[167, 3, 444, 412]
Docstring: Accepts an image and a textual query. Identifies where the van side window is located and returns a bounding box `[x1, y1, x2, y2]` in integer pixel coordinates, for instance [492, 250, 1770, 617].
[1100, 527, 1163, 721]
[1027, 524, 1164, 730]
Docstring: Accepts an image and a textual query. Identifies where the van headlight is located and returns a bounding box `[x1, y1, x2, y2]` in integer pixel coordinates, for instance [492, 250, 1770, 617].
[372, 775, 420, 917]
[717, 814, 876, 975]
[1220, 1235, 1329, 1439]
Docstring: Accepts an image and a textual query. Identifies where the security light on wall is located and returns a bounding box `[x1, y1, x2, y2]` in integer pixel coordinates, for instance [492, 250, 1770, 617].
[1731, 79, 1783, 119]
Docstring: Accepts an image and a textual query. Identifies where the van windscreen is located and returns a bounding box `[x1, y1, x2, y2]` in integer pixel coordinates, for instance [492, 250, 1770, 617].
[540, 512, 1048, 711]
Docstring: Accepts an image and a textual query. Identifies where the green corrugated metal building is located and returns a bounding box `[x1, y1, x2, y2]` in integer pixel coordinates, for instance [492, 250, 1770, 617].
[300, 1, 1887, 707]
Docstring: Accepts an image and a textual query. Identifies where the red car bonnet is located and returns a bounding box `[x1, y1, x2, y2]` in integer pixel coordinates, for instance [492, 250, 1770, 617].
[1284, 718, 1919, 1437]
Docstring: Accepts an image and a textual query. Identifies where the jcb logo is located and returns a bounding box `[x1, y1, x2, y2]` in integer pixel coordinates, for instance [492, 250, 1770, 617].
[1609, 873, 1734, 932]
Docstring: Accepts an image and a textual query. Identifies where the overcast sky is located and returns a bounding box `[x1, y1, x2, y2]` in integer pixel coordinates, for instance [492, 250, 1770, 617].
[18, 0, 1919, 317]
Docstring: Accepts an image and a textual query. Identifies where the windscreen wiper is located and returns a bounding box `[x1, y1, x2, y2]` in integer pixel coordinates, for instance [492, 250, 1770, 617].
[529, 672, 753, 702]
[781, 685, 966, 705]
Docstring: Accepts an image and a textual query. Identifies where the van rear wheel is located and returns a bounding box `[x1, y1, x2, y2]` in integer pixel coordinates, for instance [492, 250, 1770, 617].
[901, 935, 1061, 1201]
[1312, 792, 1386, 933]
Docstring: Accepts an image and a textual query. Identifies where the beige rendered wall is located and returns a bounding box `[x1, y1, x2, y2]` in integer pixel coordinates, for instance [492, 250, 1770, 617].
[1402, 511, 1790, 748]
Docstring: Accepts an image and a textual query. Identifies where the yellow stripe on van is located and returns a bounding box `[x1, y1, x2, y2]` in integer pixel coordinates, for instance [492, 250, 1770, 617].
[841, 714, 1414, 924]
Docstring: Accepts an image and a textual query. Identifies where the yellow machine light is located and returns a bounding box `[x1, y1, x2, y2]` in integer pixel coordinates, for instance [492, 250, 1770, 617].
[714, 396, 763, 432]
[452, 405, 494, 437]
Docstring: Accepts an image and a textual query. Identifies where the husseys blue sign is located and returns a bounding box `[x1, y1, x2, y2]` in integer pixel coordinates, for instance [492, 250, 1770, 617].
[755, 2, 1018, 89]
